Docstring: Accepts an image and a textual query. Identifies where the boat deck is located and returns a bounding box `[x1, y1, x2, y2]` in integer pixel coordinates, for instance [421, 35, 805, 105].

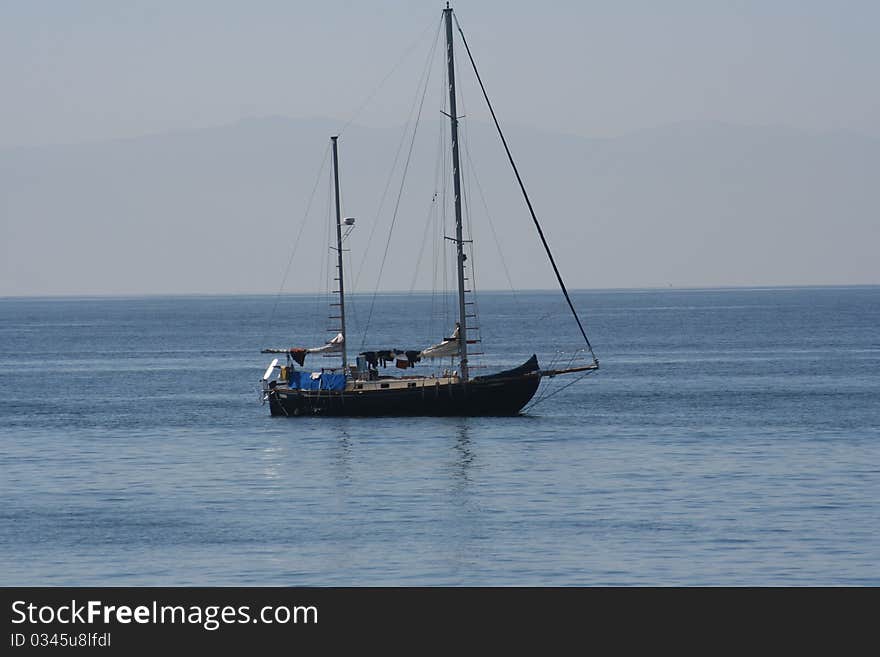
[276, 374, 461, 394]
[345, 375, 460, 392]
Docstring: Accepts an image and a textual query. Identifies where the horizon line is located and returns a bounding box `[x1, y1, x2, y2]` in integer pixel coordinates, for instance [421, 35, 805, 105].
[3, 282, 879, 302]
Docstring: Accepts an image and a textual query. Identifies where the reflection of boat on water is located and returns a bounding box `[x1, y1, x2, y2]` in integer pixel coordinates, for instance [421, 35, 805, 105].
[260, 4, 598, 417]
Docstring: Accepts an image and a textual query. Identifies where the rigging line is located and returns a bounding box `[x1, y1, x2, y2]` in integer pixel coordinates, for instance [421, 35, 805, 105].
[263, 144, 331, 345]
[438, 57, 451, 332]
[360, 20, 440, 350]
[420, 111, 447, 306]
[542, 349, 583, 401]
[462, 137, 523, 315]
[563, 348, 580, 372]
[434, 65, 449, 337]
[455, 38, 474, 301]
[337, 14, 441, 138]
[526, 377, 552, 410]
[454, 70, 485, 369]
[350, 124, 406, 291]
[352, 17, 444, 292]
[540, 351, 580, 406]
[409, 191, 439, 294]
[458, 123, 483, 362]
[454, 14, 598, 365]
[435, 49, 452, 334]
[429, 122, 445, 339]
[313, 165, 334, 349]
[408, 101, 445, 297]
[345, 246, 359, 334]
[312, 164, 336, 345]
[523, 368, 597, 414]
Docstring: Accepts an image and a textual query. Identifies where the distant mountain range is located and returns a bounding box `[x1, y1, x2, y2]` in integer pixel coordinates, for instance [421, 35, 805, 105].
[2, 117, 877, 296]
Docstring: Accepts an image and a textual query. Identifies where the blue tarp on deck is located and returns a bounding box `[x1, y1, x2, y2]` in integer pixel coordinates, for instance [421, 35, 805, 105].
[289, 371, 346, 391]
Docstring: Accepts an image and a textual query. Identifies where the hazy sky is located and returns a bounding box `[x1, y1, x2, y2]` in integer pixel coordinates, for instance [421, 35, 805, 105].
[2, 1, 879, 297]
[2, 0, 879, 148]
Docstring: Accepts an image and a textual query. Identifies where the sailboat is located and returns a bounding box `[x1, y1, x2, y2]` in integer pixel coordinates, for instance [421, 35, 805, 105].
[260, 4, 598, 417]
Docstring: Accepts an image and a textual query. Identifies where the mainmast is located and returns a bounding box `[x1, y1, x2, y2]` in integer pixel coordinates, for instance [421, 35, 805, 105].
[443, 3, 469, 382]
[330, 135, 348, 373]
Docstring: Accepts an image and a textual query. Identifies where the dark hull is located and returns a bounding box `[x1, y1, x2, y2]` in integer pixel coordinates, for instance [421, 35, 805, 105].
[267, 356, 542, 417]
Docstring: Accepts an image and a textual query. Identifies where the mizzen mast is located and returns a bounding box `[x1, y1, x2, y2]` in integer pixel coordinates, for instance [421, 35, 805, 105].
[330, 135, 348, 373]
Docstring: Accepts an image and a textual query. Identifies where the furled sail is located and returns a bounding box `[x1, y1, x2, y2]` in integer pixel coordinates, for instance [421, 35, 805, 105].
[419, 323, 461, 360]
[307, 332, 344, 354]
[261, 332, 344, 366]
[266, 325, 461, 370]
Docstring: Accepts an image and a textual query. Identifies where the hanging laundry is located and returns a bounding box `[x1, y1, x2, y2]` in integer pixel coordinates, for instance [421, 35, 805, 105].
[355, 347, 428, 368]
[359, 351, 379, 368]
[288, 348, 307, 366]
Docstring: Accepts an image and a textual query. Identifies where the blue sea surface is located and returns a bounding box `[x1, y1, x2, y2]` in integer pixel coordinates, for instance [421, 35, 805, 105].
[1, 287, 878, 585]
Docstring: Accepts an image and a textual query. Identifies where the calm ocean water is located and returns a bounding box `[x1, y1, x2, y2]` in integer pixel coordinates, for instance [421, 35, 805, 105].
[1, 287, 878, 585]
